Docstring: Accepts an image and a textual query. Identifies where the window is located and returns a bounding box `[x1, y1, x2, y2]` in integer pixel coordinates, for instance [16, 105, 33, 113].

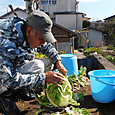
[49, 0, 51, 4]
[40, 0, 56, 5]
[52, 0, 56, 4]
[41, 0, 48, 5]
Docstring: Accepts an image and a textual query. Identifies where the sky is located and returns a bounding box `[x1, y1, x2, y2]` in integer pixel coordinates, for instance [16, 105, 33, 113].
[0, 0, 115, 21]
[78, 0, 115, 21]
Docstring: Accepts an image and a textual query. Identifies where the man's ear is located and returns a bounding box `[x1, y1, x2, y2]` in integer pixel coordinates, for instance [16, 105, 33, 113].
[26, 26, 32, 37]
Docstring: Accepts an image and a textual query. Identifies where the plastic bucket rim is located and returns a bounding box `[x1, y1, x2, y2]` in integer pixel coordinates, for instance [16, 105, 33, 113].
[88, 69, 115, 78]
[60, 53, 76, 58]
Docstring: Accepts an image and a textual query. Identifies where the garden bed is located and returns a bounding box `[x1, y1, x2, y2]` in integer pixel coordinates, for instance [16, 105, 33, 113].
[11, 82, 115, 115]
[15, 48, 115, 115]
[0, 47, 115, 115]
[0, 78, 114, 115]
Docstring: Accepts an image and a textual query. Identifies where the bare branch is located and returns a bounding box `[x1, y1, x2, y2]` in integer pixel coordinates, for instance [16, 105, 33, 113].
[24, 0, 40, 16]
[9, 5, 18, 17]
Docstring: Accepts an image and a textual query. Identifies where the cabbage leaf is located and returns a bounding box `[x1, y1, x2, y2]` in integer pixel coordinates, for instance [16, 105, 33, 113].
[46, 76, 79, 107]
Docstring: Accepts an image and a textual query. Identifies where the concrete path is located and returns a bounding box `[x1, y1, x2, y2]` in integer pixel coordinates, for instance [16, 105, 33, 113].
[74, 50, 86, 59]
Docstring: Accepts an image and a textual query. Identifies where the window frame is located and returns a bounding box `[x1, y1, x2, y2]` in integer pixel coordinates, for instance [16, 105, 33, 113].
[40, 0, 56, 5]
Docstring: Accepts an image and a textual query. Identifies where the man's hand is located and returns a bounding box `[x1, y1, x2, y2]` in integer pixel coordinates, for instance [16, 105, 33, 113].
[56, 60, 67, 76]
[45, 71, 65, 87]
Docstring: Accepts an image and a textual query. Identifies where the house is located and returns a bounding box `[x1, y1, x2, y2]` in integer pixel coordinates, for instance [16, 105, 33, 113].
[54, 11, 85, 31]
[52, 22, 78, 53]
[39, 0, 86, 31]
[79, 27, 103, 48]
[0, 8, 26, 19]
[104, 15, 115, 22]
[39, 0, 78, 18]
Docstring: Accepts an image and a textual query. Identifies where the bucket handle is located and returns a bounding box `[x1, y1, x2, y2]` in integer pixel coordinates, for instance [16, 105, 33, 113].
[95, 78, 115, 86]
[89, 74, 115, 78]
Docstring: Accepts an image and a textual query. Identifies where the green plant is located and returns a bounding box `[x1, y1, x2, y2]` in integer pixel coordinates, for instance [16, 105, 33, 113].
[35, 52, 47, 59]
[46, 76, 78, 107]
[35, 66, 89, 114]
[35, 66, 88, 107]
[35, 51, 66, 59]
[105, 55, 115, 63]
[35, 76, 79, 107]
[107, 45, 115, 50]
[100, 52, 115, 64]
[83, 47, 101, 58]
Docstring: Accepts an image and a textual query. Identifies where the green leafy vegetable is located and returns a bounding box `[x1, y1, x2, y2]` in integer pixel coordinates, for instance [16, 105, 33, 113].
[34, 92, 51, 107]
[74, 107, 90, 115]
[78, 66, 87, 76]
[77, 92, 84, 101]
[65, 106, 90, 115]
[46, 76, 79, 107]
[77, 66, 88, 86]
[68, 66, 88, 87]
[34, 109, 45, 115]
[35, 66, 90, 114]
[68, 73, 78, 86]
[51, 106, 90, 115]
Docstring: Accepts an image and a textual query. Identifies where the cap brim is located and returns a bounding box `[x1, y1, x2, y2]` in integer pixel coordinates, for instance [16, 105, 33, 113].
[41, 31, 56, 43]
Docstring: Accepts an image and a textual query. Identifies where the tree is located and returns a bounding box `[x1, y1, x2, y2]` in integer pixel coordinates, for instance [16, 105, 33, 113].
[91, 21, 115, 46]
[83, 20, 91, 28]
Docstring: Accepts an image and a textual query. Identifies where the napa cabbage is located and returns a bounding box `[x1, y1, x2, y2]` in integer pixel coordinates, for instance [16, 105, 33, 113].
[46, 76, 78, 107]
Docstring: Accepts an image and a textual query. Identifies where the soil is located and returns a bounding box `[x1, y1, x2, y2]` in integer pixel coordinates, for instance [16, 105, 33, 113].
[77, 84, 115, 115]
[19, 83, 115, 115]
[1, 78, 115, 115]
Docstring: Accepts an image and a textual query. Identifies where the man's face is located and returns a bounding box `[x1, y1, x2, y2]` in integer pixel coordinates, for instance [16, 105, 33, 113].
[27, 27, 45, 48]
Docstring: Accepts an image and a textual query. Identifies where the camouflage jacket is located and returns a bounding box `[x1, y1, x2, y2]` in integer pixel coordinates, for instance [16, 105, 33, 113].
[0, 17, 61, 94]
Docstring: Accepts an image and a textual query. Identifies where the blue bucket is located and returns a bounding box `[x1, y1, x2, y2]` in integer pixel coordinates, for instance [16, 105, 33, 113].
[60, 53, 78, 77]
[88, 70, 115, 103]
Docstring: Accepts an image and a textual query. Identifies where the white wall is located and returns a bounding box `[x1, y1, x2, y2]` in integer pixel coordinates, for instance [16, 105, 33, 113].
[48, 5, 57, 18]
[88, 29, 102, 47]
[55, 13, 83, 30]
[57, 0, 76, 12]
[76, 14, 83, 31]
[56, 14, 76, 30]
[40, 0, 77, 18]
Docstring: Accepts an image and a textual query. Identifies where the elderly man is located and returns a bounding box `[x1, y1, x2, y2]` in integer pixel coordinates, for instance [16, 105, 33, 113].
[0, 10, 67, 115]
